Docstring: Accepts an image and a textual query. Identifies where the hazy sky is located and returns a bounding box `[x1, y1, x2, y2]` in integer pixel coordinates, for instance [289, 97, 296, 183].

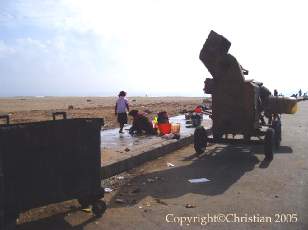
[0, 0, 307, 97]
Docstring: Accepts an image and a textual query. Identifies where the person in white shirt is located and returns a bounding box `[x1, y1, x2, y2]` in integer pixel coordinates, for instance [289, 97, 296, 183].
[115, 91, 129, 133]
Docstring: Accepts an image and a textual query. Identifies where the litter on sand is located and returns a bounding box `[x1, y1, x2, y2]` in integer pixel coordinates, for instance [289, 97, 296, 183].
[167, 162, 175, 167]
[188, 178, 210, 183]
[146, 178, 155, 183]
[81, 208, 92, 213]
[154, 198, 168, 206]
[116, 176, 125, 180]
[104, 187, 113, 193]
[115, 198, 126, 204]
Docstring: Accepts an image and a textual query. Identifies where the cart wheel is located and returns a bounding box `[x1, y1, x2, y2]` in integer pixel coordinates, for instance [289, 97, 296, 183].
[271, 119, 281, 149]
[264, 128, 275, 160]
[92, 200, 107, 217]
[194, 126, 208, 154]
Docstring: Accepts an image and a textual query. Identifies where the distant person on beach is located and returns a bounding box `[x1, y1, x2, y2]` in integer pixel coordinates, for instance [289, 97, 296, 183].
[128, 110, 156, 135]
[299, 89, 302, 97]
[274, 89, 278, 96]
[115, 91, 129, 133]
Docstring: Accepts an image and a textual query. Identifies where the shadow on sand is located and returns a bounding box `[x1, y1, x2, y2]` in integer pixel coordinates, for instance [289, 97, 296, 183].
[110, 144, 258, 207]
[109, 143, 293, 207]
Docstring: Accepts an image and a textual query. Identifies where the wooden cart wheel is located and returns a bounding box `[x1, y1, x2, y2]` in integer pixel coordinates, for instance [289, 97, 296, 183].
[194, 126, 208, 154]
[264, 128, 275, 161]
[271, 119, 281, 149]
[92, 200, 107, 217]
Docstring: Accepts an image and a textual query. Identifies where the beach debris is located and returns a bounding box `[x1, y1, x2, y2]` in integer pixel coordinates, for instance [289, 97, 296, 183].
[86, 99, 92, 102]
[185, 204, 196, 208]
[115, 198, 126, 204]
[81, 208, 92, 213]
[138, 206, 143, 209]
[68, 105, 74, 110]
[104, 187, 113, 193]
[154, 198, 168, 206]
[124, 147, 130, 152]
[167, 162, 175, 167]
[188, 178, 210, 183]
[117, 176, 125, 180]
[146, 178, 155, 183]
[132, 99, 137, 102]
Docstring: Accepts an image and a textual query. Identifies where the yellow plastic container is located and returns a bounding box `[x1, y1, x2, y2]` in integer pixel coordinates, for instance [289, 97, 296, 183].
[171, 123, 181, 134]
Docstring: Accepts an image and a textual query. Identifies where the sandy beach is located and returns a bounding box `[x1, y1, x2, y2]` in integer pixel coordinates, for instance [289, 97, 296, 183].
[0, 96, 205, 129]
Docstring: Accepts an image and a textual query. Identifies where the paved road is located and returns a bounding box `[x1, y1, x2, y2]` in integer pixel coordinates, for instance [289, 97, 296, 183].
[18, 102, 308, 230]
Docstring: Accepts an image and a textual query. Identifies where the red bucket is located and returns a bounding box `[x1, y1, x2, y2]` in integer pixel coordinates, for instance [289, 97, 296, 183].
[158, 123, 171, 135]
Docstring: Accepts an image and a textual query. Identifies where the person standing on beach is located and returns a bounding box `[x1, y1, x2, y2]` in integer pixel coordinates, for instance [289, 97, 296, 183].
[115, 91, 129, 133]
[274, 89, 278, 96]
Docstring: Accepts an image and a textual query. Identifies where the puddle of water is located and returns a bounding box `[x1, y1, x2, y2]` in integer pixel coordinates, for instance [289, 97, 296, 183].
[101, 114, 211, 149]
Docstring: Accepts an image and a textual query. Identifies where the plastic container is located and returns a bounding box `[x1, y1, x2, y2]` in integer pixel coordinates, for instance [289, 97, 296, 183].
[158, 123, 171, 135]
[171, 123, 181, 134]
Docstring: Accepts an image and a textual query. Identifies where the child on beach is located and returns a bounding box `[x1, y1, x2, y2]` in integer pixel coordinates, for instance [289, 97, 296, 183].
[115, 91, 129, 133]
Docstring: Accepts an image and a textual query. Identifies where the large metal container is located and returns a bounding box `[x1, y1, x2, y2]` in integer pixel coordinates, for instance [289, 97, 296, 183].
[0, 116, 105, 229]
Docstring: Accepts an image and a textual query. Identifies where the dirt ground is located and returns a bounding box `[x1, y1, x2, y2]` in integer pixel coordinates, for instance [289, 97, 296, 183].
[14, 102, 308, 230]
[0, 97, 205, 129]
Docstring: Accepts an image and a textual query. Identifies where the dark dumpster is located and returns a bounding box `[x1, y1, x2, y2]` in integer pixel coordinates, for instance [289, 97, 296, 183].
[0, 114, 106, 229]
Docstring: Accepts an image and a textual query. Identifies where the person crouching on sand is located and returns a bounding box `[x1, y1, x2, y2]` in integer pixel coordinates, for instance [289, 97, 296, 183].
[115, 91, 129, 133]
[128, 110, 156, 135]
